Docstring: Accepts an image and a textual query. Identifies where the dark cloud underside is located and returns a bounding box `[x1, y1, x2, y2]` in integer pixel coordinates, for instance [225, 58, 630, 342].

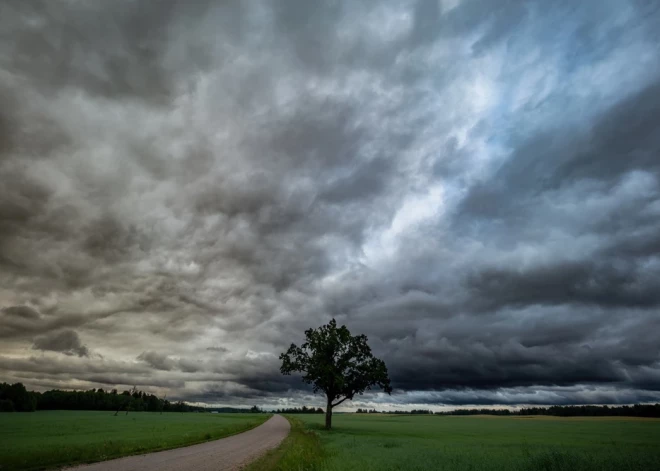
[1, 0, 659, 408]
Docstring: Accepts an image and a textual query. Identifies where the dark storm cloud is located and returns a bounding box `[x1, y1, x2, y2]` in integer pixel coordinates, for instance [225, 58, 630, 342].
[0, 304, 136, 340]
[370, 302, 660, 392]
[206, 346, 229, 353]
[2, 305, 40, 319]
[466, 258, 660, 311]
[454, 78, 660, 321]
[459, 79, 660, 223]
[32, 330, 89, 357]
[0, 89, 17, 158]
[137, 351, 176, 371]
[1, 0, 659, 408]
[137, 351, 201, 373]
[554, 82, 660, 184]
[0, 0, 182, 103]
[0, 354, 187, 391]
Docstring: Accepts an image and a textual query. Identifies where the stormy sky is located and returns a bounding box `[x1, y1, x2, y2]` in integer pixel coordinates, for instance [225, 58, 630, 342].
[1, 0, 660, 410]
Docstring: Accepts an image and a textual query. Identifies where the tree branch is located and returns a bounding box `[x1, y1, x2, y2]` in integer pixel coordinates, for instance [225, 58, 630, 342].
[332, 396, 350, 407]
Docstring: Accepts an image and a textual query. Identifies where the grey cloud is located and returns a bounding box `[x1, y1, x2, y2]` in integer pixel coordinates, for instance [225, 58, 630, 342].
[0, 88, 17, 159]
[32, 330, 89, 357]
[469, 1, 529, 55]
[466, 258, 660, 311]
[137, 351, 176, 371]
[555, 81, 660, 183]
[82, 214, 146, 263]
[1, 0, 659, 408]
[459, 80, 660, 224]
[320, 158, 395, 204]
[1, 305, 45, 339]
[1, 0, 183, 103]
[206, 346, 229, 353]
[137, 351, 202, 373]
[0, 355, 186, 392]
[0, 304, 135, 340]
[2, 305, 41, 319]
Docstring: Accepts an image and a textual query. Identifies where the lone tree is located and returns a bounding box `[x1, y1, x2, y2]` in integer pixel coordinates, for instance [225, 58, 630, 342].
[280, 319, 392, 429]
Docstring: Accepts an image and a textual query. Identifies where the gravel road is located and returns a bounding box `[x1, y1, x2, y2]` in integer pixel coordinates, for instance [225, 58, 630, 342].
[67, 414, 290, 471]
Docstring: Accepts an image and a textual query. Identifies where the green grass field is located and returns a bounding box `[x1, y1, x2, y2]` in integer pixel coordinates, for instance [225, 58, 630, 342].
[4, 412, 660, 471]
[0, 411, 268, 471]
[252, 414, 660, 471]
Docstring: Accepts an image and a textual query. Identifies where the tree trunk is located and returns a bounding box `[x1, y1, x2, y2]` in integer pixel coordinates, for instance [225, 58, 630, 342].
[325, 397, 333, 430]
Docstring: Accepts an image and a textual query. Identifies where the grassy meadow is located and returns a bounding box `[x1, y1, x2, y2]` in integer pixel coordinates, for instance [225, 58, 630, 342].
[251, 414, 660, 471]
[3, 411, 660, 471]
[0, 411, 268, 471]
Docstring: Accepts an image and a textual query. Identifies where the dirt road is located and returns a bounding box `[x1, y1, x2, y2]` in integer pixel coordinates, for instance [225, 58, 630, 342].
[67, 414, 290, 471]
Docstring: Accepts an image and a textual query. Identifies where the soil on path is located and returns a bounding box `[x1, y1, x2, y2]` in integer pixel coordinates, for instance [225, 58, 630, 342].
[67, 414, 290, 471]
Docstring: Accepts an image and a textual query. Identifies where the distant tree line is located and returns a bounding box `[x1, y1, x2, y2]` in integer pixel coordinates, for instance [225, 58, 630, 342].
[0, 383, 203, 413]
[206, 406, 266, 413]
[438, 404, 660, 418]
[436, 408, 513, 416]
[4, 381, 659, 418]
[356, 408, 433, 414]
[274, 406, 324, 414]
[519, 404, 660, 417]
[356, 405, 660, 417]
[0, 382, 37, 412]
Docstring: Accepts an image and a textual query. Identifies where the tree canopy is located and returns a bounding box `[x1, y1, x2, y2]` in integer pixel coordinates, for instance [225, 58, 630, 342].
[280, 318, 392, 429]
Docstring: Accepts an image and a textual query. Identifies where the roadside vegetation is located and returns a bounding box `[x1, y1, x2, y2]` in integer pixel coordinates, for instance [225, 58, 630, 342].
[0, 411, 268, 471]
[259, 413, 660, 471]
[245, 416, 324, 471]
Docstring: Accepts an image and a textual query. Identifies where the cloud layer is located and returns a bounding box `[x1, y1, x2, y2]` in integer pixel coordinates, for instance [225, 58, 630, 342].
[1, 0, 659, 408]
